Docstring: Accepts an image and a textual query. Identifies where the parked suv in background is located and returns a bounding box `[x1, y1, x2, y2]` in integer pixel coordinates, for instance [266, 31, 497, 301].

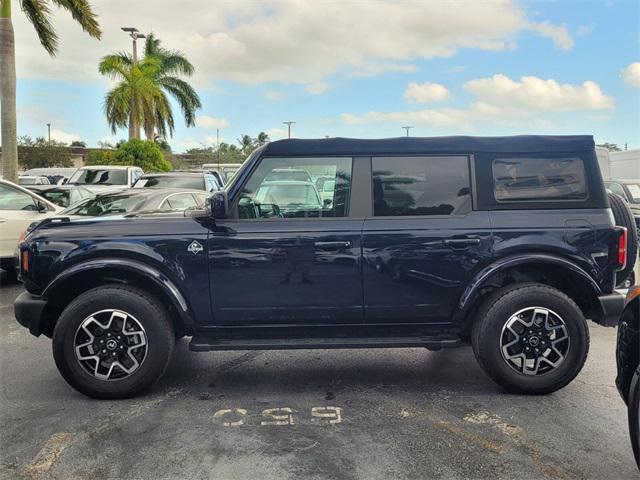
[606, 179, 640, 233]
[14, 135, 632, 399]
[67, 165, 144, 193]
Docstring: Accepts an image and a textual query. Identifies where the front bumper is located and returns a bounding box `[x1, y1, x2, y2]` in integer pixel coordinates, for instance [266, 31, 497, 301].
[14, 291, 48, 337]
[596, 291, 626, 327]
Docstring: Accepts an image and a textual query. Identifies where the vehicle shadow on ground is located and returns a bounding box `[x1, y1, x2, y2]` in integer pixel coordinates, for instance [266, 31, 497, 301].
[160, 338, 501, 397]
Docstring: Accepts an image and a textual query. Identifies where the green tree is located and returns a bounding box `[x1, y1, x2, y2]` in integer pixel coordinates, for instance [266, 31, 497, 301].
[99, 33, 201, 141]
[597, 142, 622, 152]
[256, 131, 270, 146]
[1, 0, 101, 183]
[86, 148, 116, 165]
[70, 140, 87, 147]
[113, 139, 171, 172]
[237, 134, 254, 155]
[17, 135, 73, 169]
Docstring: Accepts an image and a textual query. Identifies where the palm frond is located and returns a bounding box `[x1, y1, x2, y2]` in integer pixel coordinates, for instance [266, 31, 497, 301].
[20, 0, 58, 55]
[98, 55, 132, 80]
[158, 77, 202, 127]
[51, 0, 101, 39]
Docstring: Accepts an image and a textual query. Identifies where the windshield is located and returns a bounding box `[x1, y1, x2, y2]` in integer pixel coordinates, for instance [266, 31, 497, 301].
[69, 169, 127, 186]
[627, 183, 640, 203]
[18, 178, 37, 185]
[257, 184, 321, 207]
[63, 193, 144, 216]
[134, 176, 203, 189]
[39, 190, 71, 207]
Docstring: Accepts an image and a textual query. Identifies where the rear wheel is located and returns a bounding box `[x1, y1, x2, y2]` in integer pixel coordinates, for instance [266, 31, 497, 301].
[52, 285, 174, 399]
[608, 192, 638, 288]
[472, 283, 589, 394]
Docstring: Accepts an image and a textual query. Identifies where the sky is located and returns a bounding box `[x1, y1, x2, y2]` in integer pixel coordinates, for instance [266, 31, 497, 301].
[11, 0, 640, 152]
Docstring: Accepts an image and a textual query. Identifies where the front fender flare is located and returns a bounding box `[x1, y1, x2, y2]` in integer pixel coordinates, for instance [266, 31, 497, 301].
[455, 253, 602, 323]
[43, 258, 193, 326]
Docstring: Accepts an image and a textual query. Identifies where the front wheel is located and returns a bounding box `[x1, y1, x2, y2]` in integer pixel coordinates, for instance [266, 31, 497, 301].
[472, 283, 589, 395]
[53, 285, 174, 399]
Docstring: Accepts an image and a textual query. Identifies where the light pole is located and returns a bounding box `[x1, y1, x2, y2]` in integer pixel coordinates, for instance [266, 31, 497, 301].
[283, 121, 296, 139]
[402, 126, 413, 137]
[121, 27, 146, 139]
[121, 27, 146, 63]
[46, 123, 51, 145]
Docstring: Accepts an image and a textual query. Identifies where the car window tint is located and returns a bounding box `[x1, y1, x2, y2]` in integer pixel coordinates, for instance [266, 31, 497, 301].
[493, 157, 587, 202]
[372, 156, 471, 216]
[239, 157, 352, 219]
[135, 176, 203, 190]
[69, 169, 128, 186]
[64, 194, 143, 216]
[0, 185, 37, 211]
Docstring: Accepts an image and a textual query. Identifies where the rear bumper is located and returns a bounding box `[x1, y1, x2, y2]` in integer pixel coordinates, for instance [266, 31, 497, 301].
[596, 291, 626, 327]
[14, 291, 48, 337]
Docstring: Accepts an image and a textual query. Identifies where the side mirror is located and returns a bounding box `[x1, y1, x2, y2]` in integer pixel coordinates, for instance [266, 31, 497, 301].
[36, 200, 48, 213]
[209, 191, 228, 219]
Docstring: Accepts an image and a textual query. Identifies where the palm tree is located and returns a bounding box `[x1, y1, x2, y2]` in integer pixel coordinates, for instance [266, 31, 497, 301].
[142, 33, 201, 140]
[99, 54, 172, 140]
[99, 33, 201, 141]
[256, 131, 270, 146]
[237, 134, 254, 155]
[0, 0, 101, 182]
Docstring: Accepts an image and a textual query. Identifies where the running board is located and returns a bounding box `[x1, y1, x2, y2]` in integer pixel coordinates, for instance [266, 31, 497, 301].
[189, 335, 461, 352]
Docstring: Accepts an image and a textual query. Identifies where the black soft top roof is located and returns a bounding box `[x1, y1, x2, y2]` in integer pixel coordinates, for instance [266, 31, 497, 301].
[262, 135, 595, 157]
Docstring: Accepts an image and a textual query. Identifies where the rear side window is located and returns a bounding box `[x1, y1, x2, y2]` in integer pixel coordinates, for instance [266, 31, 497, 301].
[493, 157, 587, 202]
[372, 156, 471, 216]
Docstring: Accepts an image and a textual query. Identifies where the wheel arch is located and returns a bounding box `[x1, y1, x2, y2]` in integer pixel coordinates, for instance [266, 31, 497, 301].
[39, 259, 194, 338]
[455, 253, 604, 334]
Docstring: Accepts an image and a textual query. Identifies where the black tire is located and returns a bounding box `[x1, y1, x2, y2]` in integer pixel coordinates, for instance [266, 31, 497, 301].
[52, 285, 174, 399]
[608, 192, 638, 288]
[629, 367, 640, 469]
[472, 283, 589, 395]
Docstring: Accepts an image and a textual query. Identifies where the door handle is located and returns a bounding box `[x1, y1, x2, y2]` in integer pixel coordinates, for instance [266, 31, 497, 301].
[443, 238, 480, 249]
[314, 241, 352, 249]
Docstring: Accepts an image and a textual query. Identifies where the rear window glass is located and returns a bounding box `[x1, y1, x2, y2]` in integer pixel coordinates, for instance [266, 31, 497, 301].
[492, 157, 587, 202]
[372, 156, 471, 216]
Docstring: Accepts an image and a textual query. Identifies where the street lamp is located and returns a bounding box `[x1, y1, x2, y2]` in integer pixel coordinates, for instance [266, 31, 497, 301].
[402, 126, 413, 137]
[46, 123, 51, 145]
[283, 121, 296, 139]
[121, 27, 146, 63]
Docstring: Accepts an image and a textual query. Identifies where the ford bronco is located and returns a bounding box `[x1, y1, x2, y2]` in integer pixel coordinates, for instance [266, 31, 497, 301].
[14, 135, 632, 399]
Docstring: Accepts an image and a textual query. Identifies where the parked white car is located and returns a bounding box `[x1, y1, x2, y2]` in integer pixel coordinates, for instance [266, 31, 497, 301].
[66, 165, 144, 193]
[18, 175, 51, 185]
[0, 179, 62, 271]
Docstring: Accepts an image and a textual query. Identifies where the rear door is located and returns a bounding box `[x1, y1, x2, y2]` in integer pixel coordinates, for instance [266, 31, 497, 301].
[207, 156, 364, 326]
[362, 156, 492, 325]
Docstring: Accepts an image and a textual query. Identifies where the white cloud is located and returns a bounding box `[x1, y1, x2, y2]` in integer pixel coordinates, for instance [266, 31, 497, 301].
[267, 128, 287, 140]
[195, 115, 230, 129]
[621, 62, 640, 87]
[463, 74, 613, 111]
[404, 82, 450, 104]
[306, 82, 328, 95]
[576, 24, 595, 37]
[13, 1, 573, 85]
[342, 74, 613, 130]
[50, 129, 81, 144]
[265, 91, 284, 101]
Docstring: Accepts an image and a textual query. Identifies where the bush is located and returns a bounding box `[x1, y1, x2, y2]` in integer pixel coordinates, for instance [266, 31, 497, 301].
[113, 139, 171, 172]
[17, 136, 73, 169]
[86, 149, 116, 165]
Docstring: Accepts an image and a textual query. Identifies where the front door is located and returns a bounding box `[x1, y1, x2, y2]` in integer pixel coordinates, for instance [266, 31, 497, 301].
[362, 155, 492, 324]
[208, 156, 363, 326]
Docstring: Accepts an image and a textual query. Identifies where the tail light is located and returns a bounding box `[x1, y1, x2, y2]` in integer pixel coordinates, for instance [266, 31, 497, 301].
[21, 249, 29, 273]
[617, 227, 628, 271]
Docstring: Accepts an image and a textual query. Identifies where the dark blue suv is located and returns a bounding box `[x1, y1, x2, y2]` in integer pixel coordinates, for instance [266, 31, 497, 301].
[14, 135, 631, 399]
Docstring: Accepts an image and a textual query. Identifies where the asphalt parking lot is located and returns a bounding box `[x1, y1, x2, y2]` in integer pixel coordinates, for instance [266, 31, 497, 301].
[0, 270, 637, 480]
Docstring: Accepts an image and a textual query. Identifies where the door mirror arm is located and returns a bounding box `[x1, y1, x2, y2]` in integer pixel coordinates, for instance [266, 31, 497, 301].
[209, 191, 228, 219]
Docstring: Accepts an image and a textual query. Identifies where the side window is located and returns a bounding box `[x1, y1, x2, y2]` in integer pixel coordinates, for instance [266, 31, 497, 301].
[493, 157, 587, 202]
[0, 185, 37, 211]
[163, 193, 197, 210]
[372, 156, 471, 216]
[237, 157, 352, 219]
